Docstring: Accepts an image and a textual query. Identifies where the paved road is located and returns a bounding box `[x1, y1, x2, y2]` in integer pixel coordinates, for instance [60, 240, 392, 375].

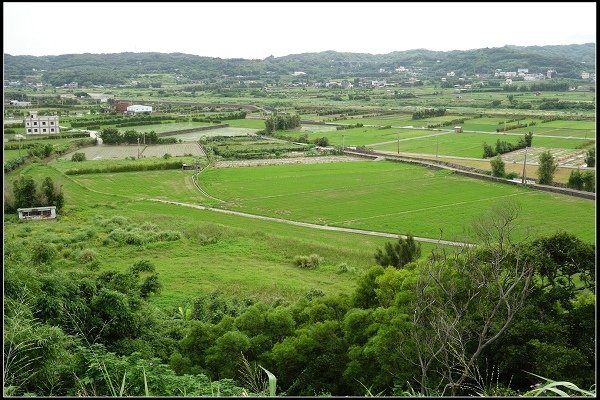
[147, 198, 474, 248]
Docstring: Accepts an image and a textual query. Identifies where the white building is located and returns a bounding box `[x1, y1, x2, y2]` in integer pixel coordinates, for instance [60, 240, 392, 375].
[126, 104, 153, 114]
[446, 71, 455, 77]
[9, 100, 32, 107]
[24, 111, 60, 134]
[62, 82, 78, 89]
[581, 72, 590, 79]
[292, 71, 306, 76]
[17, 206, 57, 220]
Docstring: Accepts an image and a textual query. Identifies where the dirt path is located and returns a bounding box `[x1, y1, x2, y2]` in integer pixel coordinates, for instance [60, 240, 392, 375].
[146, 198, 474, 248]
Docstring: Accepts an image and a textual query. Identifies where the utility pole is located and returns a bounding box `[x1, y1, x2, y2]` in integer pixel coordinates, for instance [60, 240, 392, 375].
[342, 132, 345, 150]
[137, 137, 140, 159]
[143, 131, 145, 145]
[521, 146, 528, 184]
[436, 136, 439, 158]
[397, 131, 400, 155]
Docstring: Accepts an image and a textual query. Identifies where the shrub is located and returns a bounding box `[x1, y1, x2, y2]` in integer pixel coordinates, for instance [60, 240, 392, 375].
[582, 171, 595, 192]
[567, 170, 584, 190]
[294, 254, 323, 269]
[584, 148, 595, 167]
[71, 152, 86, 162]
[77, 248, 98, 263]
[305, 288, 325, 300]
[505, 171, 519, 179]
[537, 150, 558, 185]
[490, 155, 506, 177]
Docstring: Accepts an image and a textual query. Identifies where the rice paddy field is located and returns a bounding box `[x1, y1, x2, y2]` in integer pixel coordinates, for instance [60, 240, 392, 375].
[198, 160, 595, 243]
[279, 126, 441, 146]
[370, 131, 590, 158]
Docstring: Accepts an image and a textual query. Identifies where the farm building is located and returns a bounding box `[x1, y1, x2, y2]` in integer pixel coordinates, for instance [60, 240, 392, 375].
[9, 100, 32, 107]
[112, 100, 131, 113]
[127, 104, 153, 114]
[24, 111, 60, 134]
[17, 206, 57, 220]
[454, 126, 463, 133]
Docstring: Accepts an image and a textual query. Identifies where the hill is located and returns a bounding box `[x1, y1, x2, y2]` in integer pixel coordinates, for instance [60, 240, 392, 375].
[3, 43, 595, 85]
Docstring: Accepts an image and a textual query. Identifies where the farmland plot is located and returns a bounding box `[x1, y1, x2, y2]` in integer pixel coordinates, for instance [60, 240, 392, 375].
[168, 127, 259, 141]
[60, 145, 140, 160]
[142, 143, 204, 157]
[201, 160, 595, 243]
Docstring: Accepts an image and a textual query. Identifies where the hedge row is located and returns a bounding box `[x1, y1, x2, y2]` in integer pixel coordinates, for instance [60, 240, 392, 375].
[64, 160, 184, 175]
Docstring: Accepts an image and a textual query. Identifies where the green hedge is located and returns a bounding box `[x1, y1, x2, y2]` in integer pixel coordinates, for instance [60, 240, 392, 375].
[65, 160, 184, 175]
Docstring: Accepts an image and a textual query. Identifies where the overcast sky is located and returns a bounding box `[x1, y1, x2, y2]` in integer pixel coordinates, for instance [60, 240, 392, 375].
[3, 2, 596, 59]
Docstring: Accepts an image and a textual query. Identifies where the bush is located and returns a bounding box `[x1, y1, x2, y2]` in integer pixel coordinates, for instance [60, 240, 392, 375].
[505, 171, 519, 179]
[537, 151, 558, 185]
[294, 254, 323, 269]
[71, 152, 86, 162]
[490, 155, 506, 177]
[567, 170, 585, 190]
[77, 248, 98, 263]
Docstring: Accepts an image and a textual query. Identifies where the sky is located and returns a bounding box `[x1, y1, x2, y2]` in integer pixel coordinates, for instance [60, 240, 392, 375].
[3, 2, 596, 59]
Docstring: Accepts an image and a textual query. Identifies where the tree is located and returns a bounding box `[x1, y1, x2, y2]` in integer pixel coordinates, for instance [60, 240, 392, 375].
[581, 171, 594, 192]
[567, 170, 584, 190]
[71, 152, 86, 162]
[482, 143, 496, 158]
[13, 175, 37, 209]
[537, 150, 558, 185]
[584, 148, 595, 167]
[313, 137, 329, 147]
[405, 202, 535, 395]
[490, 155, 506, 177]
[374, 234, 421, 269]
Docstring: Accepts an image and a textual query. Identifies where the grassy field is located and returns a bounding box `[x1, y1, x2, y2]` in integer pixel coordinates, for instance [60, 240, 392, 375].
[6, 163, 445, 309]
[397, 154, 593, 184]
[279, 126, 442, 146]
[510, 121, 596, 138]
[371, 131, 589, 157]
[3, 149, 25, 161]
[199, 160, 595, 243]
[52, 156, 201, 173]
[226, 118, 267, 129]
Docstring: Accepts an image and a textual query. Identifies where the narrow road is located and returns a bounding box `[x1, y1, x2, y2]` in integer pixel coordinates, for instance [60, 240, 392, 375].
[146, 198, 474, 248]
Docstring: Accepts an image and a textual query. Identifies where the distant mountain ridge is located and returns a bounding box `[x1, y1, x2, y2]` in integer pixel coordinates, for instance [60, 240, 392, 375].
[4, 43, 595, 85]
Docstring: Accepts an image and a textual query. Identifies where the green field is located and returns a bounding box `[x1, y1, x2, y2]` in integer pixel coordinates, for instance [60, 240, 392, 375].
[279, 126, 441, 146]
[6, 163, 446, 309]
[3, 149, 25, 161]
[510, 122, 596, 138]
[225, 118, 267, 129]
[461, 117, 512, 132]
[51, 155, 201, 173]
[199, 160, 595, 243]
[371, 131, 587, 157]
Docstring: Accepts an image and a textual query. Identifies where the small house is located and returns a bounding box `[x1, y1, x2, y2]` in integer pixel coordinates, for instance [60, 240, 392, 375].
[17, 206, 57, 220]
[454, 126, 463, 133]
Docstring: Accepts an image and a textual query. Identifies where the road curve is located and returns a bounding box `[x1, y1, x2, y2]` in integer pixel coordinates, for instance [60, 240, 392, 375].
[146, 198, 474, 248]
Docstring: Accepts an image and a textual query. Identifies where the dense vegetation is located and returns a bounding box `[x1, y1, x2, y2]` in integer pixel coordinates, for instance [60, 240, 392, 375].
[3, 203, 594, 396]
[4, 43, 595, 84]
